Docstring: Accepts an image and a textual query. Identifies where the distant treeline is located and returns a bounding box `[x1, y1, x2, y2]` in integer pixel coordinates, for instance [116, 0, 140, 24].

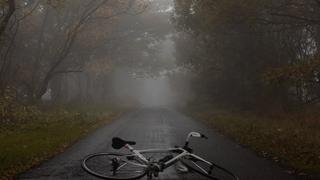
[0, 0, 168, 105]
[173, 0, 320, 111]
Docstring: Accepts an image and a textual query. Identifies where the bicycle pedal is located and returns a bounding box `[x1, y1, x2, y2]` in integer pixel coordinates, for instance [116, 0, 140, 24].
[176, 161, 189, 173]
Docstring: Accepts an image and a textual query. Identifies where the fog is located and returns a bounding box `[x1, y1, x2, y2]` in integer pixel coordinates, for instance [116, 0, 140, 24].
[3, 0, 317, 111]
[38, 0, 193, 108]
[1, 1, 320, 178]
[80, 0, 185, 109]
[110, 19, 186, 108]
[112, 70, 175, 107]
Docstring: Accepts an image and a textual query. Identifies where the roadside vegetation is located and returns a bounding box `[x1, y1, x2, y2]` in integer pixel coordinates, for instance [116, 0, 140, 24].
[0, 1, 169, 179]
[0, 95, 119, 179]
[1, 0, 320, 179]
[186, 102, 320, 179]
[173, 1, 320, 179]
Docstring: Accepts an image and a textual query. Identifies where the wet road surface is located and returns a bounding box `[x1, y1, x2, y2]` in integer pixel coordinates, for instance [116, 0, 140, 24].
[19, 108, 298, 180]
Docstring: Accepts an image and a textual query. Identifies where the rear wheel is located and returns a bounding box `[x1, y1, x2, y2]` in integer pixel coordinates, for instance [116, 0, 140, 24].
[180, 156, 239, 180]
[82, 153, 147, 180]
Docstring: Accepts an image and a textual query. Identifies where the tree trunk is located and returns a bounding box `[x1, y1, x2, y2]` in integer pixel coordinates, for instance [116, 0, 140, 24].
[0, 0, 15, 37]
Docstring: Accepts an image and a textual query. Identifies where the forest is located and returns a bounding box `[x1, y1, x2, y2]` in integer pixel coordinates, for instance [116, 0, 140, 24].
[172, 1, 320, 178]
[0, 0, 320, 179]
[1, 1, 319, 110]
[173, 0, 320, 111]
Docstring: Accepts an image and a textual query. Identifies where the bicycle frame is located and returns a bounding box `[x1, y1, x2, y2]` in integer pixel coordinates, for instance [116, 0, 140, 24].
[82, 132, 239, 180]
[119, 144, 212, 172]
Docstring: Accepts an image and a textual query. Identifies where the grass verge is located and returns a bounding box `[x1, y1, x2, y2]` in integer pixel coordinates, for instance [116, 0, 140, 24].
[187, 104, 320, 178]
[0, 109, 119, 180]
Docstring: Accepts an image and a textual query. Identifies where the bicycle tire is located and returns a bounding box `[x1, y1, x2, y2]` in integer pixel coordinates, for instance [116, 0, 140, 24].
[82, 153, 147, 180]
[180, 156, 239, 180]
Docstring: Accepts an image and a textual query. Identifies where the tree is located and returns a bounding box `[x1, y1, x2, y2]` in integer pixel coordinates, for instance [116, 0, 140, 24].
[1, 0, 142, 102]
[0, 0, 15, 37]
[173, 0, 320, 110]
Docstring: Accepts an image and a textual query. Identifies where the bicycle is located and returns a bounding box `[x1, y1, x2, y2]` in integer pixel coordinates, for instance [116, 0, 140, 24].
[82, 132, 239, 180]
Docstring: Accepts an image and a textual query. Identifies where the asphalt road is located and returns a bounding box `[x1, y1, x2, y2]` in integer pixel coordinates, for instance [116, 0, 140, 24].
[19, 108, 298, 180]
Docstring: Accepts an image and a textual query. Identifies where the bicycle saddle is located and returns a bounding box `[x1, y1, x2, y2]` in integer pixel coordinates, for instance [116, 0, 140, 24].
[112, 137, 136, 149]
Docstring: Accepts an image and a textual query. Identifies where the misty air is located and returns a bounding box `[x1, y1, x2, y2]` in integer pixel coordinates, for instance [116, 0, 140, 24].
[0, 0, 319, 180]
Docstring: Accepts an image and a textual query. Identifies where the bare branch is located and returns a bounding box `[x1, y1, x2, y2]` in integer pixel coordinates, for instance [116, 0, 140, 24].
[54, 70, 83, 74]
[0, 0, 15, 36]
[269, 12, 320, 25]
[17, 0, 40, 22]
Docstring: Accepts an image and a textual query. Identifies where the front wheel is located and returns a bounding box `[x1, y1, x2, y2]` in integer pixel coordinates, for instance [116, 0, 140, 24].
[180, 155, 239, 180]
[82, 153, 147, 180]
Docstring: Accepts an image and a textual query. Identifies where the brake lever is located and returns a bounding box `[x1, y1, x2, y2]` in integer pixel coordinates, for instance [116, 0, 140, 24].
[201, 134, 208, 139]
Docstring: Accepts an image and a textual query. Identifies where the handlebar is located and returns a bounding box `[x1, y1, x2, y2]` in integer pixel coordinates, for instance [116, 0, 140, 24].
[186, 132, 208, 141]
[184, 132, 208, 148]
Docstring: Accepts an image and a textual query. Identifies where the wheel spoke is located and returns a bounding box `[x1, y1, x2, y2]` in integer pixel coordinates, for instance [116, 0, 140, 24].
[117, 162, 128, 170]
[82, 153, 146, 179]
[181, 156, 238, 180]
[191, 161, 208, 174]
